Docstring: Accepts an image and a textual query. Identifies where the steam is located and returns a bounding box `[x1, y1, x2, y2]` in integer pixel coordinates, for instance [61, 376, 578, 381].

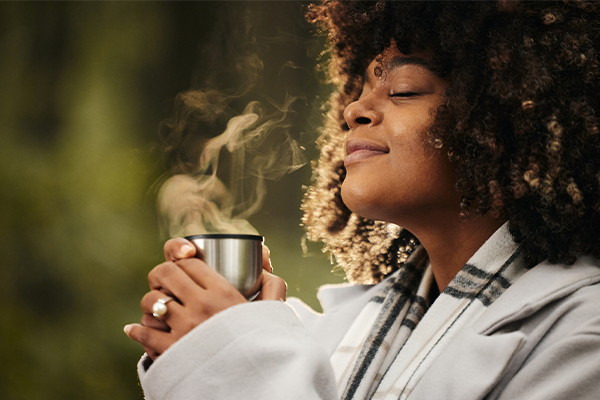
[158, 100, 306, 237]
[156, 3, 315, 238]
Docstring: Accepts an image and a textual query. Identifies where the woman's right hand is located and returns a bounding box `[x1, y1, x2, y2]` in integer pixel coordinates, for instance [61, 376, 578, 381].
[162, 238, 284, 300]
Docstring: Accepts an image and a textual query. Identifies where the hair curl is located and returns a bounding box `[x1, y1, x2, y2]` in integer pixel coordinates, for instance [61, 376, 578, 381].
[301, 0, 600, 283]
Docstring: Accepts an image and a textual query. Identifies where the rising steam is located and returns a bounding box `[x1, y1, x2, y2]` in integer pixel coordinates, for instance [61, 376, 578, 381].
[157, 3, 314, 238]
[158, 100, 306, 237]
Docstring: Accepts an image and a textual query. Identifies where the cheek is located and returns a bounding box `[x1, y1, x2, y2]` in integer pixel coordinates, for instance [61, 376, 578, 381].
[340, 148, 459, 222]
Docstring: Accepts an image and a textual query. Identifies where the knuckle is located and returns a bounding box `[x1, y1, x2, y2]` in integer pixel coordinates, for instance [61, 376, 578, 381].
[223, 287, 247, 307]
[163, 238, 180, 255]
[140, 314, 151, 325]
[174, 258, 193, 271]
[179, 257, 205, 270]
[140, 291, 158, 311]
[146, 349, 159, 361]
[140, 293, 151, 310]
[223, 289, 243, 304]
[213, 282, 238, 299]
[182, 318, 201, 333]
[141, 314, 155, 327]
[265, 272, 287, 288]
[150, 262, 176, 281]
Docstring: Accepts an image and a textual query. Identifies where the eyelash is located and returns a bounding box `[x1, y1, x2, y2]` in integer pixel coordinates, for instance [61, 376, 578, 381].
[389, 92, 419, 98]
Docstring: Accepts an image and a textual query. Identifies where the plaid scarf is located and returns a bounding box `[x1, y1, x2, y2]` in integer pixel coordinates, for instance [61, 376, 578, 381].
[330, 224, 526, 400]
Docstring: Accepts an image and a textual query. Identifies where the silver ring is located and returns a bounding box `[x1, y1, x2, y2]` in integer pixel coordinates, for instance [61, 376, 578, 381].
[152, 296, 174, 318]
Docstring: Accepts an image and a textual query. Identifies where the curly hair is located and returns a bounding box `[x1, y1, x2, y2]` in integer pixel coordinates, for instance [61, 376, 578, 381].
[301, 0, 600, 283]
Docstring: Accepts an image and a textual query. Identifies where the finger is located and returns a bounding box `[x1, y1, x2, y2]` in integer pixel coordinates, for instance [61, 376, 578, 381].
[140, 310, 170, 359]
[124, 324, 175, 356]
[140, 290, 184, 324]
[173, 258, 247, 312]
[174, 257, 235, 293]
[144, 347, 160, 361]
[141, 288, 219, 337]
[148, 261, 203, 302]
[256, 271, 287, 301]
[141, 313, 170, 332]
[262, 245, 273, 274]
[164, 238, 199, 262]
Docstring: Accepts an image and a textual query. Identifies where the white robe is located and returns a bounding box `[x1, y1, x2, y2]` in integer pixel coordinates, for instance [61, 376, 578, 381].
[137, 248, 600, 400]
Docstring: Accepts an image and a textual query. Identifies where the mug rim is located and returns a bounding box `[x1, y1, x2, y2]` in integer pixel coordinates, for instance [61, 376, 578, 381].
[185, 233, 263, 241]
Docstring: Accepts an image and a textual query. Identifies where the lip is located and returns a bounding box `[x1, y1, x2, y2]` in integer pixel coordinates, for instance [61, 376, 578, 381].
[344, 138, 389, 167]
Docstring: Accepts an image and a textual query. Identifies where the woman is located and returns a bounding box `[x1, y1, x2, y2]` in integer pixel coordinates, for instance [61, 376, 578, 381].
[125, 1, 600, 399]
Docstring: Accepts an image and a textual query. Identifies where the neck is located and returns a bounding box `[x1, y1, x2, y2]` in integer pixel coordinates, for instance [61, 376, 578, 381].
[407, 215, 505, 292]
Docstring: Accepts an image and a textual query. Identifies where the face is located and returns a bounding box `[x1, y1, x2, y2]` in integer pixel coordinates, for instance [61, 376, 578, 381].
[341, 46, 459, 230]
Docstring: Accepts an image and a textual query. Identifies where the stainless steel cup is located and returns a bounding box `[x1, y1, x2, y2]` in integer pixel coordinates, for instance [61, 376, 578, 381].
[184, 234, 263, 299]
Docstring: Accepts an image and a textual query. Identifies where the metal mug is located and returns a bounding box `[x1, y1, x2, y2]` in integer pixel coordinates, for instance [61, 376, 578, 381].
[184, 234, 263, 299]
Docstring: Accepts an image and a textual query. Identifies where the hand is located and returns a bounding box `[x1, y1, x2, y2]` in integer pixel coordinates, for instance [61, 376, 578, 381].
[124, 238, 286, 360]
[134, 238, 199, 338]
[159, 237, 285, 300]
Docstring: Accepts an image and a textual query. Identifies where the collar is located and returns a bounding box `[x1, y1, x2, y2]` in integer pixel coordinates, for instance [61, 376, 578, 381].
[474, 255, 600, 334]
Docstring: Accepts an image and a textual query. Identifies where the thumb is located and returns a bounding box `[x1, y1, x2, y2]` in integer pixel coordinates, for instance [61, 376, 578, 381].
[256, 271, 287, 301]
[262, 245, 273, 274]
[164, 238, 198, 262]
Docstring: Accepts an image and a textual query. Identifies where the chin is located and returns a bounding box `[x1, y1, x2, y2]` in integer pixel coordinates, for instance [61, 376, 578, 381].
[341, 183, 383, 222]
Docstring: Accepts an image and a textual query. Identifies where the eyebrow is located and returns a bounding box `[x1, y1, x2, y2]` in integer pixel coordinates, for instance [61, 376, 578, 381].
[363, 56, 436, 83]
[385, 56, 435, 72]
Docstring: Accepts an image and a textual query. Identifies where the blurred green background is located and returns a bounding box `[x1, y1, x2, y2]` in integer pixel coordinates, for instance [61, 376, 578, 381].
[0, 2, 344, 399]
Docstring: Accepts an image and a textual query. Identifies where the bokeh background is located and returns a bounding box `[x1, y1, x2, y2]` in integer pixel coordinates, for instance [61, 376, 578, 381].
[0, 2, 345, 399]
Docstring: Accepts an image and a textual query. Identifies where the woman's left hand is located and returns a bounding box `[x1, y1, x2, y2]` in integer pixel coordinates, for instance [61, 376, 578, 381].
[124, 240, 286, 360]
[126, 256, 248, 359]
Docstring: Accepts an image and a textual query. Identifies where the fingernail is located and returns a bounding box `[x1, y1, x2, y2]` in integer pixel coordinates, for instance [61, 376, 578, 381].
[124, 324, 132, 335]
[180, 244, 194, 257]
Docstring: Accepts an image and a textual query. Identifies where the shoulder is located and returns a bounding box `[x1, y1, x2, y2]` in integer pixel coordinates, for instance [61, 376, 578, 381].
[409, 256, 600, 400]
[474, 255, 600, 335]
[487, 257, 600, 400]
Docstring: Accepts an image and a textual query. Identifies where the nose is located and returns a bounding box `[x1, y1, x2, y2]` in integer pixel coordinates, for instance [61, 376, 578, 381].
[343, 97, 383, 130]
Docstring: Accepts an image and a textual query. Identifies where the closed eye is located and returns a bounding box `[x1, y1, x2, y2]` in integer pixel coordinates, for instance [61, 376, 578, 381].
[390, 92, 419, 98]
